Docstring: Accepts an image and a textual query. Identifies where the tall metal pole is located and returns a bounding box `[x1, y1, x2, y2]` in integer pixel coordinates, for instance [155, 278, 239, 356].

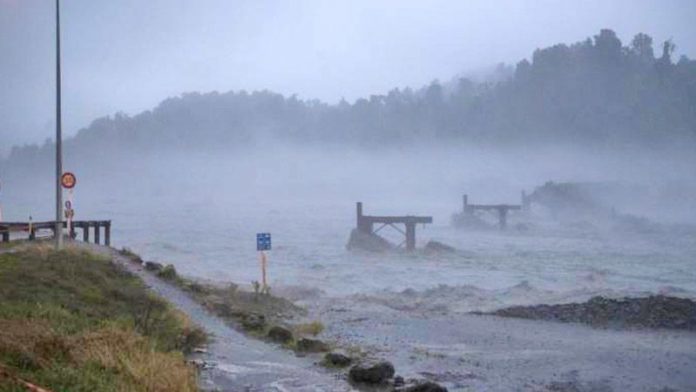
[55, 0, 63, 250]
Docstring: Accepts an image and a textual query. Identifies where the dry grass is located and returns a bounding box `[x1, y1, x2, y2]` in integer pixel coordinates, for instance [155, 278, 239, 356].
[0, 245, 203, 391]
[73, 326, 197, 392]
[293, 321, 325, 337]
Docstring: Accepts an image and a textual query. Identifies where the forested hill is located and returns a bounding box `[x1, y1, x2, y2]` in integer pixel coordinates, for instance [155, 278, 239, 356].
[5, 29, 696, 168]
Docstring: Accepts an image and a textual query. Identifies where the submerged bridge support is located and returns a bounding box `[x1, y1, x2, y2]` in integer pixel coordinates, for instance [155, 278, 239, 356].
[462, 194, 523, 230]
[356, 202, 432, 251]
[0, 220, 112, 246]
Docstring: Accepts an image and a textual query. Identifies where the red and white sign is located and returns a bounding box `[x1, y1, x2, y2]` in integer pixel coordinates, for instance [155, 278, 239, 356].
[61, 172, 77, 189]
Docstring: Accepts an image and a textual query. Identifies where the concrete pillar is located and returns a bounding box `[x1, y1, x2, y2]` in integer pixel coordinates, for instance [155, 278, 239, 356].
[356, 202, 363, 229]
[83, 225, 89, 242]
[499, 208, 508, 230]
[405, 222, 416, 251]
[105, 222, 111, 246]
[357, 202, 371, 233]
[521, 190, 530, 212]
[94, 224, 100, 245]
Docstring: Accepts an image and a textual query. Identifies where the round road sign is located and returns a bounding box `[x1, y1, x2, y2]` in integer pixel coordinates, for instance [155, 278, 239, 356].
[61, 172, 77, 189]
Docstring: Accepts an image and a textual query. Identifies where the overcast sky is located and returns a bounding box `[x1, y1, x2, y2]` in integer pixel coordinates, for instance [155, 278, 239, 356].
[1, 0, 695, 155]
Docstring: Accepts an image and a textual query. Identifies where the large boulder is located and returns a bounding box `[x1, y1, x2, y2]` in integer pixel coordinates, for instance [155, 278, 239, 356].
[349, 361, 395, 384]
[267, 326, 293, 344]
[241, 313, 266, 331]
[144, 261, 164, 272]
[346, 229, 393, 252]
[323, 352, 352, 367]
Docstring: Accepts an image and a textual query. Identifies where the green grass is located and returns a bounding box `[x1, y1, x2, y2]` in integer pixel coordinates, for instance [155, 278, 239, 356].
[0, 244, 205, 391]
[0, 239, 23, 250]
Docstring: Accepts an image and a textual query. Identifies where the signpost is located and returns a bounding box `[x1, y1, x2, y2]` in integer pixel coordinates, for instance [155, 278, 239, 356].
[55, 0, 64, 250]
[256, 233, 271, 293]
[61, 172, 76, 240]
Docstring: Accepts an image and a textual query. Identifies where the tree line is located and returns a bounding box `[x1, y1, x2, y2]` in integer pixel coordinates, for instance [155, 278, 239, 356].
[4, 29, 696, 170]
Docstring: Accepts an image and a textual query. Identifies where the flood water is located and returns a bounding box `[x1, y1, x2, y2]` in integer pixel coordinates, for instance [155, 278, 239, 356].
[3, 145, 696, 390]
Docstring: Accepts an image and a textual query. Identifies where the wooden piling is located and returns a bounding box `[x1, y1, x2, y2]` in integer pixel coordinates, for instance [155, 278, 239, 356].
[1, 231, 8, 242]
[94, 224, 100, 245]
[83, 224, 89, 242]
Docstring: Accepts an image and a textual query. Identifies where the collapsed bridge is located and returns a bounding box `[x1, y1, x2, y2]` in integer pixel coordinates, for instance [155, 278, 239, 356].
[455, 193, 530, 230]
[351, 202, 433, 251]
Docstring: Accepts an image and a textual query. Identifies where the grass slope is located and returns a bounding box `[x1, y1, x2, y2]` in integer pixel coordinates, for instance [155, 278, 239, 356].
[0, 244, 205, 392]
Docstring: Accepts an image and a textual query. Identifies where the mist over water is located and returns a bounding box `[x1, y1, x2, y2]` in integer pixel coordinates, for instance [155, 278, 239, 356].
[4, 144, 695, 299]
[3, 138, 696, 391]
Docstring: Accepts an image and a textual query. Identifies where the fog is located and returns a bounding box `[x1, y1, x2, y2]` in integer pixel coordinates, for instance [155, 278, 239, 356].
[2, 1, 696, 390]
[2, 0, 696, 155]
[3, 143, 696, 390]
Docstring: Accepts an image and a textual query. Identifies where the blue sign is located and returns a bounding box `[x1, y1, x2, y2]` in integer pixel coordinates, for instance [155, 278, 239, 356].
[256, 233, 271, 251]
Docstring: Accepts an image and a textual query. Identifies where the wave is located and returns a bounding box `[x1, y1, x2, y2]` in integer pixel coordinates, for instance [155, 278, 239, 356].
[340, 281, 696, 314]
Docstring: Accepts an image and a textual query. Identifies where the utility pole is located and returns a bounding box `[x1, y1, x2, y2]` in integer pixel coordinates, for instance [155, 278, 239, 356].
[55, 0, 63, 250]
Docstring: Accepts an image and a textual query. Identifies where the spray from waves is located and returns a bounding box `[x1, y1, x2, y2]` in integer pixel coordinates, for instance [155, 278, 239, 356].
[310, 280, 696, 314]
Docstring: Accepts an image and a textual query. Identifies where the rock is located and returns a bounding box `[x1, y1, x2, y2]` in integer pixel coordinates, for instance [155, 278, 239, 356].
[119, 247, 143, 263]
[188, 359, 216, 370]
[346, 229, 393, 252]
[393, 375, 405, 387]
[267, 326, 293, 344]
[424, 240, 456, 253]
[296, 338, 329, 353]
[144, 261, 163, 272]
[241, 313, 266, 331]
[404, 381, 448, 392]
[204, 298, 232, 316]
[349, 361, 395, 384]
[323, 352, 352, 367]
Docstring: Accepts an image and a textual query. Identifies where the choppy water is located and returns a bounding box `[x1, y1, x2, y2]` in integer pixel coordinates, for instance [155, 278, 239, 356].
[3, 147, 696, 390]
